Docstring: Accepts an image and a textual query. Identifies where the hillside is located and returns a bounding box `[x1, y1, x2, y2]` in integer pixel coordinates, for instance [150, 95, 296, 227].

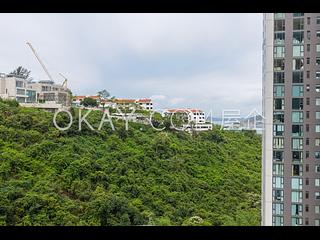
[0, 99, 261, 226]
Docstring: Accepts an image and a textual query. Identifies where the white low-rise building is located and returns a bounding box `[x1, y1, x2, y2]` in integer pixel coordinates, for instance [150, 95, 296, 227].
[164, 108, 212, 132]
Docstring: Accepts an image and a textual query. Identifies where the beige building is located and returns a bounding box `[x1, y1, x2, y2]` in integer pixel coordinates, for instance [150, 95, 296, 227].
[0, 73, 37, 103]
[29, 80, 70, 106]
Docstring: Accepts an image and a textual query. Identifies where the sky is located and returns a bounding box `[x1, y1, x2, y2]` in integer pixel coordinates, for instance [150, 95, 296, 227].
[0, 13, 263, 116]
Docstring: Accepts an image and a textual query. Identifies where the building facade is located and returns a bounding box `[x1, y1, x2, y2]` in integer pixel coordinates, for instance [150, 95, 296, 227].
[164, 109, 212, 132]
[263, 13, 320, 226]
[0, 74, 37, 103]
[0, 74, 70, 108]
[29, 80, 70, 106]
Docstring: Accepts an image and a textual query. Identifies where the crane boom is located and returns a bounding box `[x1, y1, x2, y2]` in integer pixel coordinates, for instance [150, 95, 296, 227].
[59, 73, 68, 89]
[26, 42, 54, 82]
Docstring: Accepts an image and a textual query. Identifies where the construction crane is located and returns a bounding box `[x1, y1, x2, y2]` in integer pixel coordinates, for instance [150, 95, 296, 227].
[26, 42, 55, 83]
[59, 73, 68, 89]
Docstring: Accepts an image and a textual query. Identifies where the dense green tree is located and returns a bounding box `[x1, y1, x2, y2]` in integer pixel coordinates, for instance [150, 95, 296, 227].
[81, 98, 98, 107]
[0, 100, 262, 226]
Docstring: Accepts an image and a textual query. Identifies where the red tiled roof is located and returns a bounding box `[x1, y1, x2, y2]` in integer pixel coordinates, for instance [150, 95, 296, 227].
[114, 98, 136, 103]
[87, 96, 100, 99]
[73, 96, 86, 100]
[136, 98, 152, 103]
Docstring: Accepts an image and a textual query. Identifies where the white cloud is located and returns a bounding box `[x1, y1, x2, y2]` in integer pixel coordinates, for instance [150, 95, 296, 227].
[0, 13, 262, 115]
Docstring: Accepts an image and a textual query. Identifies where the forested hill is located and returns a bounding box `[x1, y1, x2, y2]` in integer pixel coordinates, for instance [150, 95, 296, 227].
[0, 99, 261, 226]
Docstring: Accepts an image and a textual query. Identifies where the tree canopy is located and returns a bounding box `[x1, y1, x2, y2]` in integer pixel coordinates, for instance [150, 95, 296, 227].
[0, 99, 261, 226]
[9, 66, 31, 80]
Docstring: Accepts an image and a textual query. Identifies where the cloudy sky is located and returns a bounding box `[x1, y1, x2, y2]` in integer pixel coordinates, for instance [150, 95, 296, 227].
[0, 13, 262, 116]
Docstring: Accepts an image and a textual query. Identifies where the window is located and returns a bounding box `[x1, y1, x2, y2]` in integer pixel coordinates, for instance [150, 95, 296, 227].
[316, 192, 320, 200]
[274, 46, 285, 58]
[317, 16, 320, 24]
[306, 84, 310, 92]
[292, 125, 303, 137]
[274, 137, 284, 149]
[274, 85, 285, 97]
[273, 203, 284, 215]
[307, 58, 310, 64]
[292, 98, 303, 110]
[317, 57, 320, 66]
[293, 13, 304, 17]
[307, 31, 311, 40]
[273, 216, 284, 226]
[316, 178, 320, 187]
[273, 189, 284, 202]
[316, 165, 320, 173]
[307, 17, 310, 25]
[315, 205, 320, 214]
[317, 112, 320, 119]
[274, 59, 285, 71]
[317, 85, 320, 93]
[307, 44, 310, 52]
[274, 98, 285, 110]
[316, 138, 320, 147]
[291, 191, 303, 203]
[315, 151, 320, 159]
[273, 164, 284, 175]
[291, 217, 303, 226]
[316, 219, 320, 226]
[292, 151, 302, 162]
[274, 72, 285, 84]
[274, 13, 285, 19]
[306, 97, 310, 105]
[292, 112, 303, 123]
[306, 178, 309, 185]
[316, 98, 320, 106]
[306, 151, 310, 159]
[16, 80, 25, 88]
[274, 151, 284, 162]
[292, 31, 304, 44]
[291, 178, 303, 190]
[317, 44, 320, 52]
[274, 112, 284, 123]
[292, 138, 303, 150]
[293, 58, 304, 70]
[316, 124, 320, 133]
[292, 164, 303, 176]
[317, 31, 320, 39]
[292, 85, 303, 97]
[274, 124, 284, 136]
[273, 176, 284, 188]
[292, 71, 303, 83]
[274, 19, 285, 31]
[274, 32, 285, 45]
[306, 111, 310, 119]
[293, 18, 304, 30]
[307, 71, 310, 78]
[316, 71, 320, 80]
[291, 204, 303, 216]
[16, 89, 25, 95]
[293, 45, 304, 57]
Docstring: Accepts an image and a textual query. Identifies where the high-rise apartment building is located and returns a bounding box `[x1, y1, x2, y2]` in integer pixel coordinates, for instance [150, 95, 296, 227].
[263, 13, 320, 226]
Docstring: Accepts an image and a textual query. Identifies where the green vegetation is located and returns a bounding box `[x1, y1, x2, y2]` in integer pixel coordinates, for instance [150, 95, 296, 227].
[0, 99, 261, 226]
[81, 97, 98, 107]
